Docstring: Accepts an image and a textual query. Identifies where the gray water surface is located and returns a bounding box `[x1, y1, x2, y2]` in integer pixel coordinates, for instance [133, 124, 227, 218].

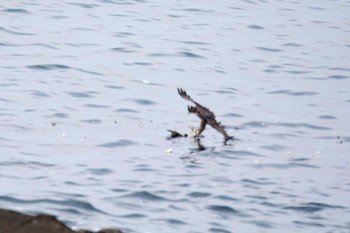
[1, 1, 350, 233]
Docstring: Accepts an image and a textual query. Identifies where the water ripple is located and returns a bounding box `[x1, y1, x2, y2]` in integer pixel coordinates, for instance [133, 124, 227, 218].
[278, 123, 331, 130]
[80, 119, 103, 124]
[318, 115, 337, 120]
[47, 113, 69, 118]
[111, 47, 136, 53]
[0, 160, 56, 168]
[119, 213, 146, 219]
[0, 196, 105, 214]
[148, 51, 205, 59]
[125, 98, 156, 105]
[282, 43, 303, 47]
[252, 162, 319, 169]
[206, 205, 248, 218]
[86, 168, 114, 175]
[98, 139, 138, 148]
[27, 64, 70, 70]
[247, 24, 264, 30]
[120, 191, 168, 202]
[187, 192, 211, 198]
[155, 218, 187, 225]
[104, 85, 124, 90]
[293, 220, 325, 228]
[115, 108, 139, 113]
[209, 228, 231, 233]
[256, 47, 282, 52]
[328, 75, 349, 80]
[3, 8, 30, 14]
[0, 26, 34, 35]
[67, 91, 96, 98]
[68, 3, 100, 8]
[84, 104, 111, 108]
[27, 64, 103, 75]
[284, 202, 345, 213]
[267, 90, 318, 96]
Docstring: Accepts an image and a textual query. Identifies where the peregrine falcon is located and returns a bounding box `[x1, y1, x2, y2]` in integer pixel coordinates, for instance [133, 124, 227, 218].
[177, 88, 233, 143]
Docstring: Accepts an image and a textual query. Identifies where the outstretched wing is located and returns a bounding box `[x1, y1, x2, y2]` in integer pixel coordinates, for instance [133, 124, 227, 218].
[178, 88, 232, 141]
[178, 88, 215, 118]
[177, 88, 195, 103]
[195, 106, 231, 141]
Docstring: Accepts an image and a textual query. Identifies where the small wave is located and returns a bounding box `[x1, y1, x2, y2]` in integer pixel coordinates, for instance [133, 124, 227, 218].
[278, 122, 331, 130]
[104, 85, 124, 89]
[241, 179, 277, 186]
[119, 213, 146, 219]
[27, 64, 70, 70]
[67, 91, 95, 98]
[267, 89, 318, 96]
[154, 218, 187, 225]
[84, 104, 111, 108]
[181, 8, 214, 13]
[0, 98, 12, 102]
[206, 205, 247, 218]
[178, 51, 205, 58]
[293, 220, 325, 227]
[261, 144, 287, 151]
[247, 220, 274, 228]
[68, 3, 99, 8]
[148, 51, 205, 59]
[209, 227, 232, 233]
[115, 108, 139, 113]
[30, 90, 50, 98]
[222, 149, 264, 157]
[0, 196, 103, 213]
[328, 75, 349, 80]
[86, 168, 114, 175]
[223, 113, 243, 118]
[47, 113, 69, 118]
[120, 191, 168, 202]
[0, 26, 34, 35]
[329, 67, 350, 71]
[124, 62, 153, 66]
[114, 31, 135, 37]
[98, 139, 138, 148]
[284, 202, 345, 213]
[80, 119, 103, 124]
[247, 24, 264, 30]
[285, 70, 310, 74]
[0, 42, 57, 49]
[256, 47, 282, 52]
[3, 8, 30, 14]
[125, 98, 156, 105]
[252, 162, 319, 169]
[75, 68, 103, 76]
[270, 133, 297, 139]
[27, 64, 103, 75]
[111, 47, 136, 53]
[282, 43, 303, 47]
[187, 192, 211, 198]
[318, 115, 337, 120]
[180, 41, 211, 45]
[0, 160, 56, 168]
[240, 121, 268, 129]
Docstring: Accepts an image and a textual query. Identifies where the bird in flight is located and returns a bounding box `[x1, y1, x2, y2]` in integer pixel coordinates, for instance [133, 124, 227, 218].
[177, 88, 233, 143]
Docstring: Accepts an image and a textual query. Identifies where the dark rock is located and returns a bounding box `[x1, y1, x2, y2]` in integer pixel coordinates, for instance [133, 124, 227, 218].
[0, 208, 123, 233]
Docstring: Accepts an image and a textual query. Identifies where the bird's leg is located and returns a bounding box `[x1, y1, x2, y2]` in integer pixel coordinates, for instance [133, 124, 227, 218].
[188, 119, 207, 138]
[188, 126, 199, 138]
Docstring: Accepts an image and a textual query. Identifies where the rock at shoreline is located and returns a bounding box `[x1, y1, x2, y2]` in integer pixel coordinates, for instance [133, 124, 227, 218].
[0, 208, 123, 233]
